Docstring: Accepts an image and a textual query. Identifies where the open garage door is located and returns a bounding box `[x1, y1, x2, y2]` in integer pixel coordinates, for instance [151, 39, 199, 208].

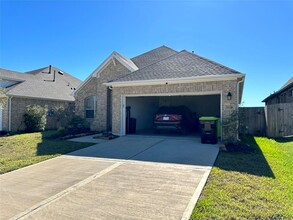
[124, 94, 221, 137]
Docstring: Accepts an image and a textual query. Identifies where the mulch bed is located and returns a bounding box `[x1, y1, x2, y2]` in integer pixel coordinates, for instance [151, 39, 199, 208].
[225, 143, 255, 153]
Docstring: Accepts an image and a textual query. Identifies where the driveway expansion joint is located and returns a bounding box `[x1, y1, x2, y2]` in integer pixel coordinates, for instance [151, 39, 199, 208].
[10, 162, 124, 220]
[127, 138, 166, 160]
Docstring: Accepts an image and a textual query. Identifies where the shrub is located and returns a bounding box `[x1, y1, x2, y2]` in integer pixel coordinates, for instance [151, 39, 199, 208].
[67, 115, 89, 134]
[24, 105, 48, 132]
[57, 126, 66, 136]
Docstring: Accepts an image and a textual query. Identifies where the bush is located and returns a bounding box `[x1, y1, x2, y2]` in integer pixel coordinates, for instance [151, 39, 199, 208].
[57, 126, 66, 136]
[67, 115, 89, 134]
[24, 105, 48, 132]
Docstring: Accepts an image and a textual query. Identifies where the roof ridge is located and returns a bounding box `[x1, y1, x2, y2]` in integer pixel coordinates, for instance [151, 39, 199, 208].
[25, 67, 48, 74]
[131, 45, 177, 60]
[183, 50, 240, 74]
[111, 49, 180, 83]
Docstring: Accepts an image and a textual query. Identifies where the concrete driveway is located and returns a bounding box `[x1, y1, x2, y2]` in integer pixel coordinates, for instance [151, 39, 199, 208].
[0, 135, 219, 220]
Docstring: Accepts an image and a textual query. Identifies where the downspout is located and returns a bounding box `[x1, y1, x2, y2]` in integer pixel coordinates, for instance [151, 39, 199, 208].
[237, 78, 244, 140]
[8, 96, 13, 132]
[237, 77, 244, 107]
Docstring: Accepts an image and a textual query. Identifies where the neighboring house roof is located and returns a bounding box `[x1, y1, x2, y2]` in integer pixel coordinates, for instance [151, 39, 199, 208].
[108, 49, 243, 85]
[0, 66, 81, 101]
[279, 76, 293, 91]
[262, 76, 293, 102]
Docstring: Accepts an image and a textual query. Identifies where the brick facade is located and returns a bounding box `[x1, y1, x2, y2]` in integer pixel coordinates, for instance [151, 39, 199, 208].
[75, 59, 131, 131]
[111, 80, 239, 141]
[75, 58, 241, 142]
[4, 97, 73, 131]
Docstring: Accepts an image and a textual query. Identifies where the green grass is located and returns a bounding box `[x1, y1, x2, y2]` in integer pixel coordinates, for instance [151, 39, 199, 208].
[0, 131, 93, 174]
[191, 136, 293, 219]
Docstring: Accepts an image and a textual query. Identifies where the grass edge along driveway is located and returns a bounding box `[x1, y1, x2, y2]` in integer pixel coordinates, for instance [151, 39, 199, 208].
[191, 136, 293, 219]
[0, 131, 93, 174]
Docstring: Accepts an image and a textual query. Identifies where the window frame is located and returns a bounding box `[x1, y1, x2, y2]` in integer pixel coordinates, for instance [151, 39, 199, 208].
[84, 96, 97, 119]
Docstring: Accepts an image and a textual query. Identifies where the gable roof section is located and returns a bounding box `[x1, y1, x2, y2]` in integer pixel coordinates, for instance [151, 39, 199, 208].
[107, 50, 244, 86]
[74, 51, 138, 95]
[262, 76, 293, 102]
[131, 45, 178, 68]
[0, 67, 81, 101]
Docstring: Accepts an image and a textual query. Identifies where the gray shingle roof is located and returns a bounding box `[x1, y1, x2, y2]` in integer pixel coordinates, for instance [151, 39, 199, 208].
[262, 76, 293, 102]
[131, 45, 178, 69]
[0, 68, 30, 81]
[279, 76, 293, 91]
[112, 49, 242, 83]
[0, 67, 81, 101]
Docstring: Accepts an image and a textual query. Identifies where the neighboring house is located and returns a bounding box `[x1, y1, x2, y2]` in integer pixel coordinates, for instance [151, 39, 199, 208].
[74, 46, 245, 141]
[262, 76, 293, 105]
[0, 66, 81, 131]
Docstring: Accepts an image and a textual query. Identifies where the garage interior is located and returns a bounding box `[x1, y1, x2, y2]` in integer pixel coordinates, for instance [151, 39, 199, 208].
[125, 94, 221, 136]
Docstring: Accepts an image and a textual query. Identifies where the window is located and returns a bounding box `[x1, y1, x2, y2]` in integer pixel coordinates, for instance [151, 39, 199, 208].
[289, 89, 293, 97]
[85, 96, 96, 118]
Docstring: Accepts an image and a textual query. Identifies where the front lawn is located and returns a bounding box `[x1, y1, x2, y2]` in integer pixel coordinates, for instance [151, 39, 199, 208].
[191, 136, 293, 219]
[0, 131, 93, 174]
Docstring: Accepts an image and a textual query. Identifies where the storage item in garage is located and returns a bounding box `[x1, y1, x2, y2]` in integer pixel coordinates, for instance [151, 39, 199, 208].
[199, 116, 220, 144]
[129, 118, 136, 134]
[126, 106, 136, 134]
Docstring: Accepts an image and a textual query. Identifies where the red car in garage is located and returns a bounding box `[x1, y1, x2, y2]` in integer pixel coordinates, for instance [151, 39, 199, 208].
[153, 106, 196, 134]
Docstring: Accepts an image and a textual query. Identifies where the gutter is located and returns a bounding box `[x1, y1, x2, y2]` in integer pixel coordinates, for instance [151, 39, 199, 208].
[104, 74, 245, 87]
[5, 93, 75, 102]
[8, 96, 13, 131]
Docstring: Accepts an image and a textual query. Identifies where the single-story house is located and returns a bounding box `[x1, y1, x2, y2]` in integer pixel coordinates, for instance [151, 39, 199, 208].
[74, 46, 245, 142]
[262, 76, 293, 105]
[0, 66, 81, 131]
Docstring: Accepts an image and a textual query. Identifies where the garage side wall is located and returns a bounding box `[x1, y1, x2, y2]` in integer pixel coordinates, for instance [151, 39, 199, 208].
[112, 80, 238, 142]
[75, 60, 131, 131]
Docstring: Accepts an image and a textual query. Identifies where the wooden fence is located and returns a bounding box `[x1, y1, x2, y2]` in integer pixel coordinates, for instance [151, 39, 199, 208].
[239, 107, 266, 136]
[265, 103, 293, 138]
[239, 103, 293, 137]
